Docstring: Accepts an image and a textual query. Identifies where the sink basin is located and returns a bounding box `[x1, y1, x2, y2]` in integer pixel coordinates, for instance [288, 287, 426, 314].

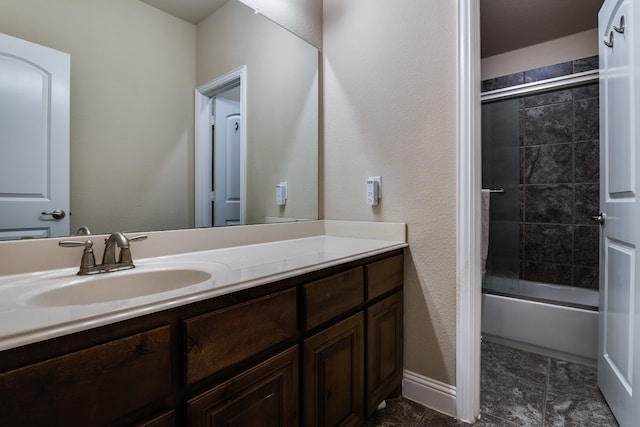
[26, 268, 216, 306]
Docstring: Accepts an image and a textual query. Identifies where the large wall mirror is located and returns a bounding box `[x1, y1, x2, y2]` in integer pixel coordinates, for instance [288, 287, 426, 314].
[0, 0, 318, 240]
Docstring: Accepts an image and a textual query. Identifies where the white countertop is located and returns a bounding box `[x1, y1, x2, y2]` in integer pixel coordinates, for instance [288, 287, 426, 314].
[0, 226, 406, 351]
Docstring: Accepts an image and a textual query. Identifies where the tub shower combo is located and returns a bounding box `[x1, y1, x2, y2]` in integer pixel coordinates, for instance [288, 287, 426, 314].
[481, 57, 600, 364]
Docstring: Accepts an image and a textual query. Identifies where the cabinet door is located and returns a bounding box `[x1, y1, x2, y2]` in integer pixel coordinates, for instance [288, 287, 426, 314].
[187, 346, 298, 427]
[0, 326, 172, 426]
[366, 291, 403, 415]
[303, 313, 364, 427]
[135, 411, 175, 427]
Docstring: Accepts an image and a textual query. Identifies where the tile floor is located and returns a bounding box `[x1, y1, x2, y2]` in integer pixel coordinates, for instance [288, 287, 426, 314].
[364, 340, 619, 426]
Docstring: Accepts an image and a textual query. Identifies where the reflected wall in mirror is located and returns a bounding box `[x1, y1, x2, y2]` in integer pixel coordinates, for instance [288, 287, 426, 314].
[0, 0, 318, 240]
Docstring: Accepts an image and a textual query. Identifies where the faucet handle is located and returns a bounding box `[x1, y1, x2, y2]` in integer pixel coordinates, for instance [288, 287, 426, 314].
[117, 234, 148, 266]
[59, 239, 99, 275]
[127, 234, 148, 244]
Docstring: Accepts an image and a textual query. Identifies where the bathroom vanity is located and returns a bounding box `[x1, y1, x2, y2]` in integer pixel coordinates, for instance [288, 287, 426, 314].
[0, 221, 406, 426]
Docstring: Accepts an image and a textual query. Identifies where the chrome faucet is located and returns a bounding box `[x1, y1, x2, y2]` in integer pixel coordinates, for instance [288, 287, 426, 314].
[59, 232, 147, 275]
[75, 226, 92, 235]
[102, 232, 148, 272]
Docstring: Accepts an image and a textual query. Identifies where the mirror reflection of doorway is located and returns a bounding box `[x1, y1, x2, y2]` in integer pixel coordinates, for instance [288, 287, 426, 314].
[195, 66, 247, 228]
[212, 89, 241, 226]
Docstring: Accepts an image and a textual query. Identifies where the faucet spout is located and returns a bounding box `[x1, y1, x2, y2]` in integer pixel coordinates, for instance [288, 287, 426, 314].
[101, 232, 147, 272]
[102, 232, 129, 267]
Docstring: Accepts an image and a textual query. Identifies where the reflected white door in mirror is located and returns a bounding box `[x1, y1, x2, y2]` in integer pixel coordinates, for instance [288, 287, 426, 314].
[195, 66, 247, 228]
[0, 33, 70, 240]
[213, 96, 242, 226]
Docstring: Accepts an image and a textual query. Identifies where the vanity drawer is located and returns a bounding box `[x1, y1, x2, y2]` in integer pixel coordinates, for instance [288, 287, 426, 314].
[184, 288, 297, 384]
[0, 325, 172, 427]
[304, 267, 364, 331]
[366, 254, 404, 300]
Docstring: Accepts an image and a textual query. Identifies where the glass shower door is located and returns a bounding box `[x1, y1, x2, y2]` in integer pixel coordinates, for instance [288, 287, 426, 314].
[481, 98, 521, 294]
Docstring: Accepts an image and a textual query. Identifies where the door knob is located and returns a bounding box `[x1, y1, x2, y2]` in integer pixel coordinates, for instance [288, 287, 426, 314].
[592, 213, 605, 226]
[41, 209, 66, 220]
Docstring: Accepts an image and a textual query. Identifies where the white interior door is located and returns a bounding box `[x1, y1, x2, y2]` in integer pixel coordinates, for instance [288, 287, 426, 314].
[213, 97, 241, 226]
[0, 33, 70, 240]
[598, 1, 640, 426]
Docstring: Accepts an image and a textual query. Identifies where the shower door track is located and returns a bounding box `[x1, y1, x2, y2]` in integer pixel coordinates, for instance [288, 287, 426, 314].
[481, 69, 599, 103]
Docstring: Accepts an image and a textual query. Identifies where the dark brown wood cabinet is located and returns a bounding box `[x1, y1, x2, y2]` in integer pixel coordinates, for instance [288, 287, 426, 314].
[0, 325, 172, 427]
[366, 291, 404, 415]
[0, 249, 403, 427]
[187, 346, 299, 427]
[135, 411, 176, 427]
[184, 288, 297, 384]
[303, 313, 365, 427]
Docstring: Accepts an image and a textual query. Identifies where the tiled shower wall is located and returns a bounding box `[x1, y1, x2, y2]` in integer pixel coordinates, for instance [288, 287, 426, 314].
[483, 56, 600, 289]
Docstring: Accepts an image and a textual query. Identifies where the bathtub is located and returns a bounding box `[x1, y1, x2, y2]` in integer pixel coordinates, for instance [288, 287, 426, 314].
[481, 280, 599, 364]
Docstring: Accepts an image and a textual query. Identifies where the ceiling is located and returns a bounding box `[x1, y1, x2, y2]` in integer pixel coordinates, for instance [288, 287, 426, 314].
[139, 0, 228, 24]
[481, 0, 604, 57]
[139, 0, 604, 58]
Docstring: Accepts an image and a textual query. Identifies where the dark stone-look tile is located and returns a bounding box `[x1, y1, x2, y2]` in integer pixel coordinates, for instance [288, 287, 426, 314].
[573, 83, 599, 100]
[522, 89, 572, 108]
[574, 98, 600, 142]
[519, 186, 524, 222]
[573, 266, 599, 289]
[575, 183, 600, 224]
[547, 359, 599, 397]
[481, 341, 550, 386]
[575, 140, 600, 183]
[362, 397, 427, 427]
[573, 56, 599, 73]
[480, 368, 545, 426]
[524, 103, 573, 146]
[415, 408, 471, 426]
[524, 143, 573, 184]
[482, 73, 524, 92]
[519, 108, 525, 146]
[520, 148, 524, 184]
[523, 261, 572, 286]
[474, 413, 512, 426]
[525, 61, 573, 83]
[524, 184, 573, 224]
[574, 225, 599, 267]
[544, 390, 619, 427]
[524, 223, 573, 264]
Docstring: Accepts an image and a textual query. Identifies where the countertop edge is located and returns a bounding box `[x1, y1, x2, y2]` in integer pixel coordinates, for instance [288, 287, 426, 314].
[0, 238, 407, 352]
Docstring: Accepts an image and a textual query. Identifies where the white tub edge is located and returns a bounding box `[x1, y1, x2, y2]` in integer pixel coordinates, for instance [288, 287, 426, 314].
[481, 293, 598, 365]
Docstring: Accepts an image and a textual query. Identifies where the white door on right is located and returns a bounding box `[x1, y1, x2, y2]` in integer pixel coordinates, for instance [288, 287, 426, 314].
[598, 1, 640, 426]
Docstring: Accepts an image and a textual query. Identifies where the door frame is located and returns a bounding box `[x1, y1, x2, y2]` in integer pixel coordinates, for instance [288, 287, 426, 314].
[456, 0, 481, 422]
[195, 66, 247, 227]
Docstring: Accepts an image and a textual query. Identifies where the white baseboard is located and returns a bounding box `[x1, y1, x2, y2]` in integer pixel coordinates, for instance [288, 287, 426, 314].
[402, 369, 457, 418]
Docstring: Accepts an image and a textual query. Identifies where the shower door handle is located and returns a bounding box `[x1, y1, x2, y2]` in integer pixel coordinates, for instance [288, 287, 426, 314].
[592, 213, 606, 226]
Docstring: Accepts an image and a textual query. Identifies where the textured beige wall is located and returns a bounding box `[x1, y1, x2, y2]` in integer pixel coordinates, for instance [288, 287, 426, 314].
[481, 29, 598, 80]
[197, 0, 318, 224]
[0, 0, 196, 235]
[323, 0, 458, 384]
[239, 0, 322, 49]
